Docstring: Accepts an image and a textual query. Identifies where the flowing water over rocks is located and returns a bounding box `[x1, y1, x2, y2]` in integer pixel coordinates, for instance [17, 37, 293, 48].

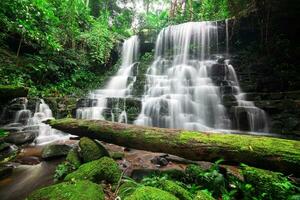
[1, 98, 69, 145]
[74, 21, 268, 133]
[76, 35, 140, 122]
[135, 22, 269, 132]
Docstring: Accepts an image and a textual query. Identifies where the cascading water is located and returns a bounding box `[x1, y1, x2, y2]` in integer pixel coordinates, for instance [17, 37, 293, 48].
[135, 21, 269, 132]
[76, 35, 140, 121]
[1, 98, 68, 145]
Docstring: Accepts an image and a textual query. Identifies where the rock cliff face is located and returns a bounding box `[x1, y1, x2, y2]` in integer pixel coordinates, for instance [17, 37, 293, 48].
[226, 0, 300, 135]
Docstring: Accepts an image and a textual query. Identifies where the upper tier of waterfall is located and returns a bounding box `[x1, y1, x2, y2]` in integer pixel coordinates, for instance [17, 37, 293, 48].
[76, 35, 140, 121]
[135, 21, 269, 132]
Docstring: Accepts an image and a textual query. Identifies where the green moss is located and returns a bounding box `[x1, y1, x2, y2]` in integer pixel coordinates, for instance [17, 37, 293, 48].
[79, 137, 109, 163]
[242, 166, 296, 200]
[159, 180, 192, 200]
[179, 131, 300, 164]
[66, 148, 82, 168]
[125, 186, 179, 200]
[26, 180, 104, 200]
[194, 190, 215, 200]
[64, 157, 121, 184]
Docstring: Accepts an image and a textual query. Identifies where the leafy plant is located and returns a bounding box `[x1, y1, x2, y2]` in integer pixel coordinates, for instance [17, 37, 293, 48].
[54, 162, 75, 182]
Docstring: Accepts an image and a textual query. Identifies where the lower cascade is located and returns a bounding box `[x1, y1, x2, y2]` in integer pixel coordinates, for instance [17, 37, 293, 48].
[76, 35, 140, 122]
[1, 98, 68, 145]
[134, 21, 269, 132]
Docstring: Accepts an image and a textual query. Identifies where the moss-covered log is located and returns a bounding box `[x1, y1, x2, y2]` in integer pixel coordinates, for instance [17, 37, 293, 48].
[48, 118, 300, 176]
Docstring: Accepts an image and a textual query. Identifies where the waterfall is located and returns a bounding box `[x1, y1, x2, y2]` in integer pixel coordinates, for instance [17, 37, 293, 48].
[135, 22, 228, 130]
[76, 35, 140, 120]
[2, 98, 68, 145]
[135, 21, 269, 132]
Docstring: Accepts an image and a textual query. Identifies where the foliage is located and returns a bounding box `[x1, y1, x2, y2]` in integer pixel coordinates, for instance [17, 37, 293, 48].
[0, 0, 131, 97]
[54, 162, 75, 182]
[0, 129, 8, 138]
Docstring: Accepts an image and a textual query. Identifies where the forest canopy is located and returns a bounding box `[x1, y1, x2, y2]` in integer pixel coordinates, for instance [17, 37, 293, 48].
[0, 0, 258, 97]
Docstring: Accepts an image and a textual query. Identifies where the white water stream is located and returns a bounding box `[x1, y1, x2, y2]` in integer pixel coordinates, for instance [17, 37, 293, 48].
[76, 35, 140, 122]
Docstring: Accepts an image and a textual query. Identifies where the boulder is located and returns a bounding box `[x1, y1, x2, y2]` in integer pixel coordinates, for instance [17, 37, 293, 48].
[41, 144, 71, 159]
[151, 156, 169, 167]
[4, 131, 36, 145]
[27, 180, 104, 200]
[79, 137, 109, 163]
[125, 186, 179, 200]
[64, 157, 121, 184]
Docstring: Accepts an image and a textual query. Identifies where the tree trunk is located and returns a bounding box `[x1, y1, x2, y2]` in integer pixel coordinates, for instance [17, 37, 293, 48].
[48, 118, 300, 176]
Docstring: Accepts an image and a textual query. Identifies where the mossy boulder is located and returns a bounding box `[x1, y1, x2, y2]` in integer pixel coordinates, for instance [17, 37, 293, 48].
[158, 180, 192, 200]
[26, 180, 104, 200]
[194, 190, 215, 200]
[79, 137, 109, 163]
[41, 144, 72, 159]
[125, 186, 179, 200]
[242, 166, 296, 200]
[66, 148, 81, 168]
[64, 157, 121, 184]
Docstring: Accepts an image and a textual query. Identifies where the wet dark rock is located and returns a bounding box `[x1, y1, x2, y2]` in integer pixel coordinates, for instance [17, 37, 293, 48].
[151, 156, 169, 167]
[222, 95, 238, 107]
[211, 64, 226, 77]
[41, 144, 72, 160]
[4, 131, 36, 145]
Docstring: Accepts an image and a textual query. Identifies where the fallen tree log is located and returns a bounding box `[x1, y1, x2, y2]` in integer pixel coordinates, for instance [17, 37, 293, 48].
[48, 118, 300, 176]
